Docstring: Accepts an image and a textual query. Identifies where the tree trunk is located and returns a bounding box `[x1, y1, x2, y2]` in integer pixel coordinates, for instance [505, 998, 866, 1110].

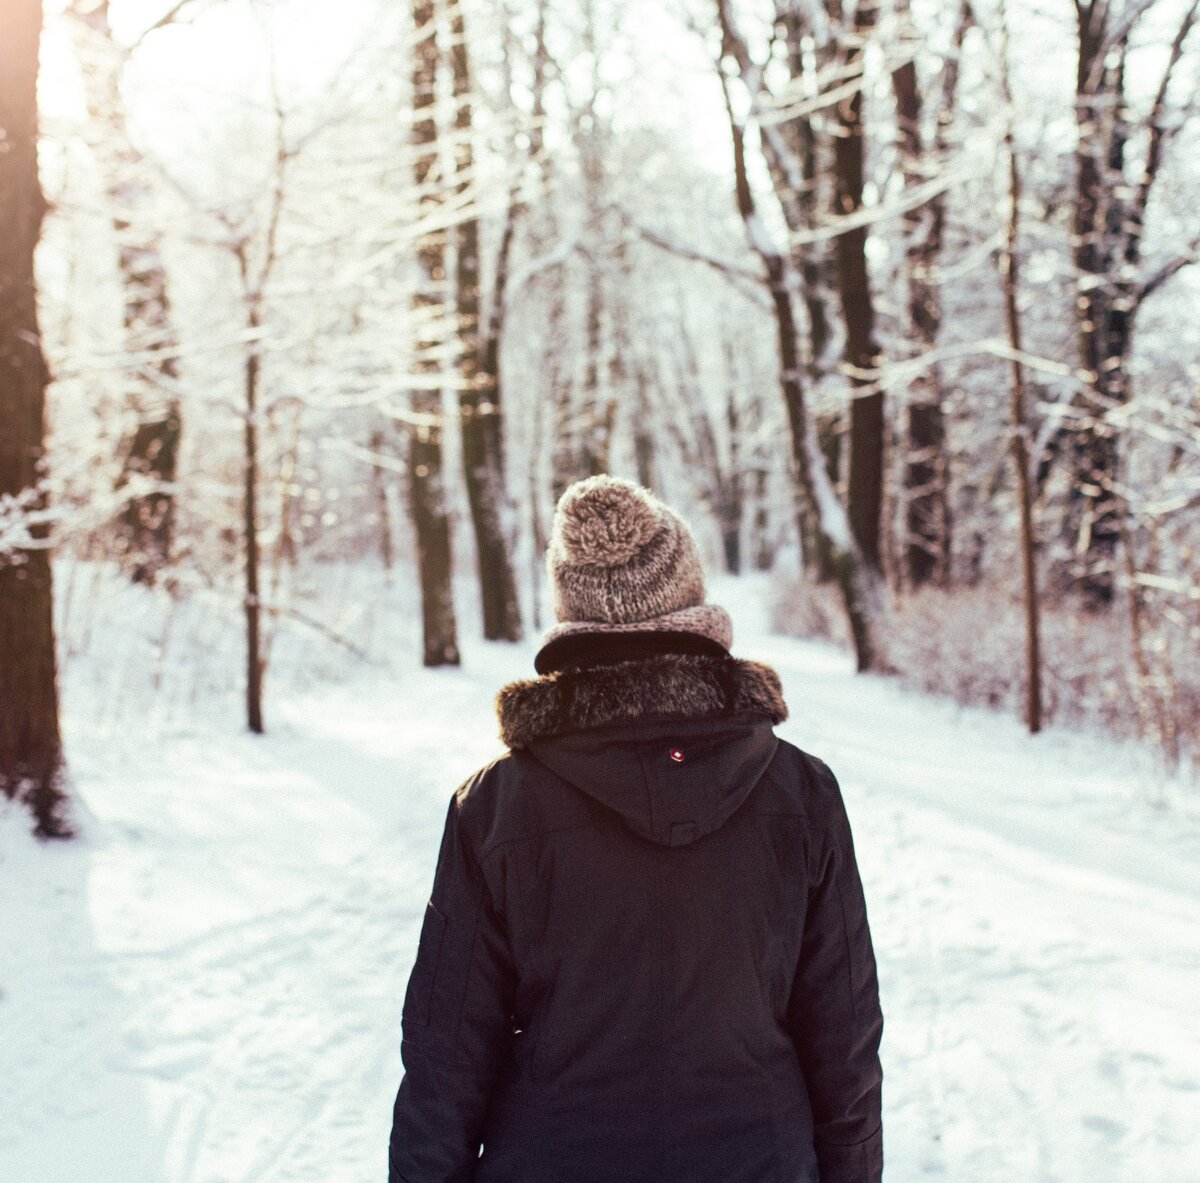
[409, 0, 460, 666]
[892, 0, 965, 587]
[0, 0, 72, 838]
[717, 2, 889, 671]
[998, 0, 1042, 734]
[672, 332, 744, 577]
[743, 390, 776, 571]
[771, 2, 834, 380]
[1068, 11, 1126, 608]
[231, 234, 267, 735]
[751, 463, 775, 571]
[370, 429, 397, 576]
[831, 0, 885, 575]
[242, 301, 265, 735]
[446, 0, 522, 641]
[579, 265, 613, 477]
[721, 346, 745, 576]
[71, 1, 182, 586]
[572, 3, 616, 483]
[632, 365, 657, 491]
[763, 4, 837, 581]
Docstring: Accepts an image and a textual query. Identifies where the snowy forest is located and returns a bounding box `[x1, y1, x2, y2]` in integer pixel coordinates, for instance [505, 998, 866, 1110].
[2, 0, 1199, 1178]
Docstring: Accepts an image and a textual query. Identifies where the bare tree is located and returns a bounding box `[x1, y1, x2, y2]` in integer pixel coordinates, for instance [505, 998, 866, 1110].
[568, 0, 619, 483]
[230, 212, 272, 735]
[197, 59, 299, 733]
[0, 0, 72, 838]
[826, 0, 886, 574]
[891, 0, 969, 586]
[716, 0, 890, 672]
[446, 0, 523, 641]
[769, 0, 835, 386]
[1065, 0, 1200, 606]
[997, 0, 1043, 734]
[717, 0, 887, 576]
[409, 0, 460, 666]
[720, 2, 838, 580]
[69, 0, 184, 585]
[666, 327, 747, 574]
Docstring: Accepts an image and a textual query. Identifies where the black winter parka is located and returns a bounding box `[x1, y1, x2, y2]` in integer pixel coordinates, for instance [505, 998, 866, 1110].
[389, 639, 884, 1183]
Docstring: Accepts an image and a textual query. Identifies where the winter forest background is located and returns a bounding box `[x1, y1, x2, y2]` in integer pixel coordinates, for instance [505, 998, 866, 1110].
[2, 0, 1200, 1178]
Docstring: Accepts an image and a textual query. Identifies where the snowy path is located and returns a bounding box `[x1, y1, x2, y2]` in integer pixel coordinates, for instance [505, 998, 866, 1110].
[3, 582, 1199, 1182]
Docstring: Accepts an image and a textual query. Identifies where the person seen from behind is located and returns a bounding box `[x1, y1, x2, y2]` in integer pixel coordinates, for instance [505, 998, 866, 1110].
[388, 475, 884, 1182]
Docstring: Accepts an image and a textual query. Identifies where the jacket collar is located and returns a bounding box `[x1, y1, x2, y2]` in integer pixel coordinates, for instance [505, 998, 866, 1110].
[496, 648, 788, 749]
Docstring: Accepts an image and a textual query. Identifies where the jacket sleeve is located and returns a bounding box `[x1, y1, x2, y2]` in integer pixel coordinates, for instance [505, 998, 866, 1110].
[787, 759, 884, 1183]
[389, 788, 516, 1183]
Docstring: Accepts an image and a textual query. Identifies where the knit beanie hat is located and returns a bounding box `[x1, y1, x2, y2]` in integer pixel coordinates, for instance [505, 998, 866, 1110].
[541, 475, 733, 652]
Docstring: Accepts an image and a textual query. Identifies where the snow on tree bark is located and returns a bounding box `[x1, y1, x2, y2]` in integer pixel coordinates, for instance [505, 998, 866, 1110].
[70, 0, 183, 587]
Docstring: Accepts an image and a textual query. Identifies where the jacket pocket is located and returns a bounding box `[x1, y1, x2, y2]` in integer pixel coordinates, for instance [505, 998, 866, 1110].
[403, 900, 447, 1027]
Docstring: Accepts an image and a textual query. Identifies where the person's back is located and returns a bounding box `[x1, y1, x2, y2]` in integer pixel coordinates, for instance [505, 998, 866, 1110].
[389, 477, 883, 1183]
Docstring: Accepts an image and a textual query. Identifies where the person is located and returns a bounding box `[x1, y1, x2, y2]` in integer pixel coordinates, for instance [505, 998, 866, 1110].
[388, 475, 884, 1183]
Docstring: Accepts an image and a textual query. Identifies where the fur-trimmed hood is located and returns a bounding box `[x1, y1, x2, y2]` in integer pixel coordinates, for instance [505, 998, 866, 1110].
[497, 652, 788, 749]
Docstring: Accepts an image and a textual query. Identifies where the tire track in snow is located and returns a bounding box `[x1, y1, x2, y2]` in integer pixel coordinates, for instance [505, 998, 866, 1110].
[114, 839, 429, 1183]
[856, 787, 1200, 1183]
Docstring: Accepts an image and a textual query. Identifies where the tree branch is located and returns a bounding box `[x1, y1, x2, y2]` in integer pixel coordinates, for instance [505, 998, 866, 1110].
[610, 205, 764, 284]
[1125, 0, 1200, 263]
[1137, 248, 1199, 305]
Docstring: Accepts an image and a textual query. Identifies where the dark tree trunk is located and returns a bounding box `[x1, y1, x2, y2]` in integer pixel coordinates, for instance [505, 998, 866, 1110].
[72, 0, 181, 585]
[751, 463, 775, 572]
[114, 403, 181, 584]
[722, 527, 742, 577]
[447, 0, 522, 642]
[904, 402, 949, 584]
[892, 0, 966, 587]
[763, 4, 838, 582]
[771, 2, 834, 380]
[409, 0, 460, 666]
[0, 0, 71, 838]
[717, 0, 889, 672]
[796, 114, 833, 376]
[1068, 14, 1127, 608]
[741, 390, 775, 572]
[831, 0, 885, 575]
[243, 307, 264, 735]
[230, 236, 267, 735]
[721, 347, 745, 576]
[1063, 0, 1197, 607]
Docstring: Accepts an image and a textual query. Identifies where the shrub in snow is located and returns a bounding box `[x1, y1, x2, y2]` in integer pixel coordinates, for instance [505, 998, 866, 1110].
[771, 574, 1198, 775]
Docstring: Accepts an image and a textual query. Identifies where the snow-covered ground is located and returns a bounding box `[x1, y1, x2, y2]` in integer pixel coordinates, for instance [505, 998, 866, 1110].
[3, 572, 1199, 1182]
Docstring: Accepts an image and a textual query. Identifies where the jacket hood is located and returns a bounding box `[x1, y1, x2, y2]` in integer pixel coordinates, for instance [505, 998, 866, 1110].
[496, 651, 786, 847]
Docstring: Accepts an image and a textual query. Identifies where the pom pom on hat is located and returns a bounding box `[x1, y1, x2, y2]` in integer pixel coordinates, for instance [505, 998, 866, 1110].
[554, 477, 664, 567]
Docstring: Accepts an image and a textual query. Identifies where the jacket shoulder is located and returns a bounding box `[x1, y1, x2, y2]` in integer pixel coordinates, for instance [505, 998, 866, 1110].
[451, 749, 590, 861]
[756, 736, 845, 816]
